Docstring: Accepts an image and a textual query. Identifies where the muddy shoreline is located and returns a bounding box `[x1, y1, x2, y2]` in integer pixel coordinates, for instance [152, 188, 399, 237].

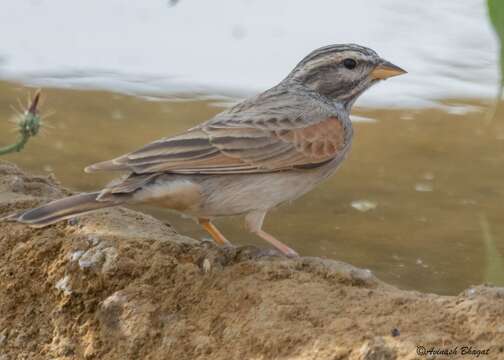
[0, 161, 503, 359]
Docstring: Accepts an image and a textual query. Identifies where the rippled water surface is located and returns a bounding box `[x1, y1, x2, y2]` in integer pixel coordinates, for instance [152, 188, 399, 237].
[1, 0, 504, 295]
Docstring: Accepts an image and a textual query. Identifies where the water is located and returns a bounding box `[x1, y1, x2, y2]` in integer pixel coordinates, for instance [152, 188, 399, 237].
[0, 0, 503, 295]
[0, 0, 499, 107]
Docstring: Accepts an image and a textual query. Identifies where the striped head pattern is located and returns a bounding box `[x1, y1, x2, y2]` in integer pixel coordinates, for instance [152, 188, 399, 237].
[286, 44, 406, 108]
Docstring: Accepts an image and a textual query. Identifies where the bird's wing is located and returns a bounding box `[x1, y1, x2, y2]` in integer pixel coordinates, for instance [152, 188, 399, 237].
[85, 92, 351, 175]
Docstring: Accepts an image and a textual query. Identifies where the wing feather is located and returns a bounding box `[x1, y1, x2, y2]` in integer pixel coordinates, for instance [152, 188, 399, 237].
[85, 91, 351, 175]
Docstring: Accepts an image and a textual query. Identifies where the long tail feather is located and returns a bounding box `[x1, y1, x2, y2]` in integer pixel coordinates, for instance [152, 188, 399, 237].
[6, 192, 121, 228]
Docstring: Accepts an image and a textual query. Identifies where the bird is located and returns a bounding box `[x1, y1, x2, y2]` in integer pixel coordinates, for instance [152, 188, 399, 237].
[6, 44, 406, 257]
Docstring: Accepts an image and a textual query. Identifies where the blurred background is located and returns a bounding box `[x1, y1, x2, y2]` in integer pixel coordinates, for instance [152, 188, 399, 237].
[0, 0, 503, 294]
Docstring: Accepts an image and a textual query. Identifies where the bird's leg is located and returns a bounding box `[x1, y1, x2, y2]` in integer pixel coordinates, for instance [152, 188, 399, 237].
[198, 218, 231, 246]
[245, 211, 299, 257]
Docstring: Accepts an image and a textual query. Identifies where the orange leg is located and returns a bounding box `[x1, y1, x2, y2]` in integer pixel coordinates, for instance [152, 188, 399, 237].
[254, 229, 299, 257]
[245, 211, 299, 257]
[198, 218, 231, 246]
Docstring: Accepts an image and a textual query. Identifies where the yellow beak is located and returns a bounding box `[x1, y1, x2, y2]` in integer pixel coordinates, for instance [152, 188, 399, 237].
[370, 60, 407, 80]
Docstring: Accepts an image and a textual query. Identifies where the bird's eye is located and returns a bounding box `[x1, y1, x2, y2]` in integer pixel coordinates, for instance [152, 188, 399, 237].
[343, 58, 357, 70]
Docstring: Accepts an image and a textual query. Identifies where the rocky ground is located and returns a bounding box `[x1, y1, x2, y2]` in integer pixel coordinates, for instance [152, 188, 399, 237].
[0, 160, 503, 360]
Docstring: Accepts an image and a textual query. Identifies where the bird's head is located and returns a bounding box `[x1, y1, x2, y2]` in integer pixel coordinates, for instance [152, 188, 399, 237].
[286, 44, 406, 108]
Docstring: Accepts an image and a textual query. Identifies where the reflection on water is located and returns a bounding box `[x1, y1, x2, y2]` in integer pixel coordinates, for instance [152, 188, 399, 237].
[2, 81, 504, 295]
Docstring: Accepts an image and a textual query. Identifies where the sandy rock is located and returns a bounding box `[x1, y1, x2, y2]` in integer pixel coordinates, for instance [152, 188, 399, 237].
[1, 160, 504, 359]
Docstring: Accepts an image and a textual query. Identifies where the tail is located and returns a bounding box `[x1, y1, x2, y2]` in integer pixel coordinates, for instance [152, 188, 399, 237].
[4, 192, 121, 228]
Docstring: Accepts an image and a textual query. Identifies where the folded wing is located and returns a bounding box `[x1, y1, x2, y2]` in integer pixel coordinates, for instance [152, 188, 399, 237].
[85, 92, 350, 175]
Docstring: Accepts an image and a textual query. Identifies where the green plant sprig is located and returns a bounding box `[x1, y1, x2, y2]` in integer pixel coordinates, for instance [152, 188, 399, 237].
[486, 0, 504, 123]
[0, 90, 42, 156]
